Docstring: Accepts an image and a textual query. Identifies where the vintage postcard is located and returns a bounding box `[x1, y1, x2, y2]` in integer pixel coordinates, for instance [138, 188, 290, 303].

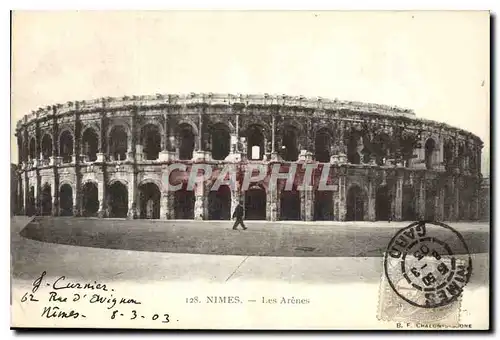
[10, 10, 490, 330]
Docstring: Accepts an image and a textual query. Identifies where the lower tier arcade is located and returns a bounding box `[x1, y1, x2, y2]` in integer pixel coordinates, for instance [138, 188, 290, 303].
[17, 161, 481, 222]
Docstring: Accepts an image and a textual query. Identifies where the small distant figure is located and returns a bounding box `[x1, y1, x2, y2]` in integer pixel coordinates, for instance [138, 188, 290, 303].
[232, 202, 247, 230]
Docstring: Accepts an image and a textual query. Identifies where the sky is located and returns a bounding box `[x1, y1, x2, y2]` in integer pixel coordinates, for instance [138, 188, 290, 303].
[10, 10, 490, 175]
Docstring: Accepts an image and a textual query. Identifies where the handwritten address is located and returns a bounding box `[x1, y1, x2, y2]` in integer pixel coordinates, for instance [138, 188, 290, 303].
[19, 271, 171, 323]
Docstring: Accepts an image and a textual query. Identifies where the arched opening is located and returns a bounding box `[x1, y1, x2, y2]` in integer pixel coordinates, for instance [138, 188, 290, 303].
[139, 182, 161, 219]
[41, 134, 52, 160]
[142, 124, 161, 161]
[443, 140, 454, 172]
[107, 181, 128, 218]
[59, 130, 74, 164]
[244, 185, 266, 220]
[82, 128, 99, 162]
[425, 187, 436, 221]
[458, 143, 466, 171]
[425, 138, 436, 170]
[178, 124, 195, 160]
[280, 185, 301, 220]
[375, 185, 391, 221]
[109, 126, 128, 161]
[208, 185, 231, 220]
[211, 124, 231, 160]
[402, 186, 416, 221]
[347, 131, 361, 164]
[315, 128, 331, 162]
[82, 182, 99, 217]
[373, 133, 391, 166]
[314, 190, 333, 220]
[281, 126, 299, 162]
[59, 184, 73, 216]
[41, 184, 52, 216]
[29, 138, 36, 160]
[346, 185, 365, 221]
[246, 125, 265, 160]
[174, 185, 195, 219]
[27, 186, 36, 216]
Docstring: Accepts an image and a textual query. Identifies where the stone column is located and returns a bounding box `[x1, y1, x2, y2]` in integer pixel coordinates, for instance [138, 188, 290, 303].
[51, 178, 57, 216]
[127, 109, 137, 162]
[23, 172, 29, 215]
[74, 112, 82, 216]
[302, 186, 314, 221]
[127, 177, 137, 219]
[194, 181, 208, 220]
[97, 112, 107, 163]
[267, 181, 278, 221]
[159, 114, 176, 162]
[436, 186, 445, 221]
[367, 179, 376, 221]
[336, 170, 347, 221]
[97, 172, 107, 218]
[448, 177, 459, 221]
[160, 191, 174, 220]
[394, 173, 403, 221]
[417, 177, 426, 220]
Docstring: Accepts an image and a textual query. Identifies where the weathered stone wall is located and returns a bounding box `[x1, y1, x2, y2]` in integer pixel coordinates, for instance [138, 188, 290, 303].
[14, 93, 483, 221]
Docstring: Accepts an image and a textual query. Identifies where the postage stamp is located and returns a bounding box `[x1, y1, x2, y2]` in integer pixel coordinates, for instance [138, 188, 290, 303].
[378, 221, 472, 325]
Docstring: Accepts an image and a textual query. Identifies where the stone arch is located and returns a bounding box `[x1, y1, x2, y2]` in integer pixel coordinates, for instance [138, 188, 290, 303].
[280, 123, 300, 162]
[138, 181, 161, 219]
[82, 180, 99, 217]
[208, 184, 231, 220]
[314, 126, 333, 162]
[402, 185, 416, 221]
[244, 184, 267, 220]
[138, 177, 164, 193]
[176, 118, 199, 136]
[177, 122, 196, 160]
[107, 180, 128, 218]
[59, 129, 74, 164]
[346, 128, 365, 164]
[141, 123, 162, 160]
[208, 116, 236, 135]
[81, 125, 100, 162]
[59, 183, 74, 216]
[242, 117, 271, 140]
[375, 185, 392, 221]
[346, 184, 367, 221]
[108, 124, 129, 161]
[210, 122, 231, 160]
[443, 138, 454, 171]
[245, 124, 267, 160]
[425, 137, 437, 170]
[40, 182, 52, 216]
[29, 137, 36, 160]
[280, 182, 301, 220]
[372, 132, 392, 166]
[41, 133, 53, 160]
[174, 182, 195, 219]
[58, 180, 75, 192]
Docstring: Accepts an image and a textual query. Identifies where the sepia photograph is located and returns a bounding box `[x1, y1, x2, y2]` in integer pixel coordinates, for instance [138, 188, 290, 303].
[9, 10, 490, 330]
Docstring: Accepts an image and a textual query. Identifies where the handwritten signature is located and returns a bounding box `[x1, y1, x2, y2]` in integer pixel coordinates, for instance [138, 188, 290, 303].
[20, 271, 148, 320]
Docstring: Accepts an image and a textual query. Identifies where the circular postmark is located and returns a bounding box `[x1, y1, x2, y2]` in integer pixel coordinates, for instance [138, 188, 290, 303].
[384, 221, 472, 308]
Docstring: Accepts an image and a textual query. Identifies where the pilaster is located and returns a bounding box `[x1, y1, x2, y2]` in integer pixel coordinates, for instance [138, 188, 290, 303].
[417, 176, 426, 220]
[336, 169, 347, 221]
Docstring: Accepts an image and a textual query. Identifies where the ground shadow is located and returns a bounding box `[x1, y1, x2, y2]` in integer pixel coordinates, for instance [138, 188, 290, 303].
[19, 217, 489, 258]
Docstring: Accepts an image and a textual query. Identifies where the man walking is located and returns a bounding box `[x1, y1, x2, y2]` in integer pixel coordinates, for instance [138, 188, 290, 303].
[232, 202, 247, 230]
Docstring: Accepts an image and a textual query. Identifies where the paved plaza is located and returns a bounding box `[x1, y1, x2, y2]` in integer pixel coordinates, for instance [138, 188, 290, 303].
[11, 217, 489, 286]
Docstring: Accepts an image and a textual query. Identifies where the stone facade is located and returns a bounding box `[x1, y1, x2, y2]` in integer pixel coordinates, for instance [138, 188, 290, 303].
[14, 93, 483, 222]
